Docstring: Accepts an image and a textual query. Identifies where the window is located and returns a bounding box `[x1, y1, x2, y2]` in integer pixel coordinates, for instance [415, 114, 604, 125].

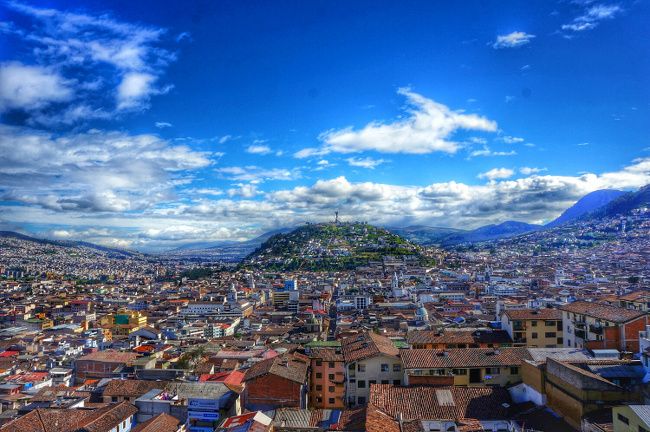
[381, 364, 389, 372]
[357, 380, 366, 388]
[369, 379, 376, 385]
[358, 364, 366, 372]
[452, 368, 467, 375]
[485, 367, 500, 375]
[316, 360, 322, 366]
[545, 332, 556, 338]
[328, 361, 335, 368]
[531, 321, 537, 327]
[329, 386, 335, 392]
[510, 367, 519, 375]
[316, 397, 322, 403]
[329, 374, 335, 380]
[328, 397, 335, 404]
[393, 379, 401, 385]
[357, 396, 366, 405]
[617, 414, 629, 425]
[545, 320, 555, 326]
[316, 372, 322, 378]
[393, 364, 401, 372]
[112, 396, 118, 402]
[531, 332, 538, 339]
[316, 385, 322, 391]
[381, 380, 389, 384]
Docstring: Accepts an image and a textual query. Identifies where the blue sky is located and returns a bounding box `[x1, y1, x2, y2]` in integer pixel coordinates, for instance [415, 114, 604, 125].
[0, 0, 649, 250]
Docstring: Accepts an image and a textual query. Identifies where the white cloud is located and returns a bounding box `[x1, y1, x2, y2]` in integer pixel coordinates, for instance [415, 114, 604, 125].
[501, 135, 525, 144]
[3, 156, 650, 249]
[0, 62, 73, 111]
[227, 183, 260, 198]
[246, 144, 273, 155]
[479, 168, 515, 181]
[0, 125, 212, 212]
[492, 31, 535, 49]
[155, 121, 172, 128]
[468, 146, 517, 158]
[4, 1, 176, 122]
[562, 3, 623, 33]
[296, 88, 497, 157]
[216, 166, 299, 182]
[346, 157, 386, 169]
[520, 167, 547, 175]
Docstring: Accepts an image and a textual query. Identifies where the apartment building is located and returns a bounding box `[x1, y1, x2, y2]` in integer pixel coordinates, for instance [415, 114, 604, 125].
[500, 308, 563, 347]
[561, 301, 649, 351]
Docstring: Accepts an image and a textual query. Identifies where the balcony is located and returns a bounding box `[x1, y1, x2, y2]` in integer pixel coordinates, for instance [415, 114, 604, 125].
[589, 324, 603, 335]
[574, 321, 587, 328]
[575, 329, 586, 339]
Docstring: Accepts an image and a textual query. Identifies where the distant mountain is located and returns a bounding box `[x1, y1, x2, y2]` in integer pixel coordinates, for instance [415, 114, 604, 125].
[0, 231, 139, 257]
[440, 221, 541, 245]
[593, 184, 650, 218]
[387, 225, 466, 245]
[171, 227, 293, 252]
[546, 189, 625, 228]
[241, 222, 430, 271]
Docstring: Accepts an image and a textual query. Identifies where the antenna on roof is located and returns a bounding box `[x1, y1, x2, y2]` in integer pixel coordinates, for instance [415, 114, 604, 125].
[334, 211, 339, 224]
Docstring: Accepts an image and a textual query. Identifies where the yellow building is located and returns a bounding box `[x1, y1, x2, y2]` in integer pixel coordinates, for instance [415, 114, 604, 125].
[500, 309, 563, 347]
[612, 405, 650, 432]
[100, 311, 147, 336]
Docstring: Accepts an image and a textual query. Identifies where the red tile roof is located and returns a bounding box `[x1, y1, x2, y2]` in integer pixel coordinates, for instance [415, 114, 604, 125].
[561, 301, 646, 323]
[400, 348, 532, 369]
[503, 309, 562, 320]
[341, 332, 399, 363]
[369, 384, 511, 421]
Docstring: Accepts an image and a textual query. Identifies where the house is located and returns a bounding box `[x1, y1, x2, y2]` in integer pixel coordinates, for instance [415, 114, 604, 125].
[308, 347, 345, 409]
[366, 384, 519, 432]
[500, 309, 563, 347]
[131, 413, 181, 432]
[242, 353, 309, 410]
[400, 347, 531, 387]
[102, 379, 167, 404]
[407, 328, 513, 349]
[0, 400, 138, 432]
[219, 411, 272, 432]
[341, 332, 402, 407]
[543, 358, 641, 430]
[561, 301, 649, 351]
[612, 405, 650, 432]
[74, 350, 139, 383]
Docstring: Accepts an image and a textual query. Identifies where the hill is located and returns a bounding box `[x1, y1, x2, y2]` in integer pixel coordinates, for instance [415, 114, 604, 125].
[546, 189, 625, 227]
[0, 231, 139, 258]
[241, 222, 431, 271]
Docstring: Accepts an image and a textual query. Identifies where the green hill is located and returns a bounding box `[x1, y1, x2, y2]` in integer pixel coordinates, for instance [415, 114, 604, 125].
[240, 222, 431, 271]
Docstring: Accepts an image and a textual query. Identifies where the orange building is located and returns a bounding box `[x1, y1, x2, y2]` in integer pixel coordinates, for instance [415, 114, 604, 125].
[308, 347, 345, 409]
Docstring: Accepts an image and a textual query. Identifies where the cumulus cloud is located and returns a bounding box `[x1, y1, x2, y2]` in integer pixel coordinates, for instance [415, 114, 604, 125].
[155, 121, 172, 128]
[3, 156, 650, 249]
[0, 125, 212, 212]
[346, 157, 386, 169]
[492, 31, 535, 49]
[295, 88, 497, 157]
[0, 62, 73, 111]
[3, 1, 178, 123]
[478, 168, 515, 181]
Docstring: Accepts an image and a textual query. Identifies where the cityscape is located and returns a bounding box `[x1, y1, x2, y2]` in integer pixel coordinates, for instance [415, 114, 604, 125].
[1, 1, 649, 432]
